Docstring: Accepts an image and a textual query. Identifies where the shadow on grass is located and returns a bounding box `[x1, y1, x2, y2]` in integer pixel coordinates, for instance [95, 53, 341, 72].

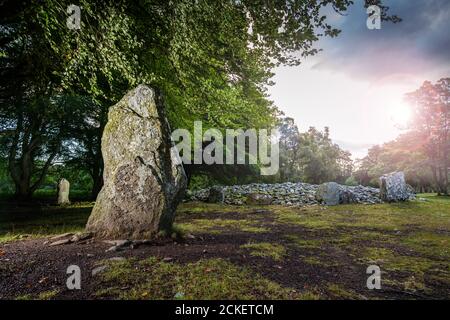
[0, 202, 93, 242]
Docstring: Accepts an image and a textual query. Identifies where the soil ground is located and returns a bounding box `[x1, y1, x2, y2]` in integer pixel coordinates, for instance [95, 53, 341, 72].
[0, 195, 449, 300]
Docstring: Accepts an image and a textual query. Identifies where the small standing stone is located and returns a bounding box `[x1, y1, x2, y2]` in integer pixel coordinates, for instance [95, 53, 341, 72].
[315, 182, 342, 205]
[207, 186, 225, 203]
[379, 171, 414, 202]
[57, 178, 70, 205]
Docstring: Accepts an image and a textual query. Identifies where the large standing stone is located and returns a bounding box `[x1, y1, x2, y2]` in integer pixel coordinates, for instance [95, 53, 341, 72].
[86, 85, 187, 239]
[57, 178, 70, 205]
[379, 171, 414, 202]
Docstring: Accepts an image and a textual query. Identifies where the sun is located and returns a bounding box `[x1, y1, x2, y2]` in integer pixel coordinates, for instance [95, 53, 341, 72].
[388, 100, 412, 127]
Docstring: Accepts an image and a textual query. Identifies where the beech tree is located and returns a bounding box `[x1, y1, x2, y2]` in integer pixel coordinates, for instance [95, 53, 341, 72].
[0, 0, 398, 199]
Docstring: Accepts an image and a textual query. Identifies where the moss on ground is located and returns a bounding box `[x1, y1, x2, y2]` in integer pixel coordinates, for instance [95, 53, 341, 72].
[240, 242, 286, 261]
[401, 232, 449, 260]
[284, 235, 323, 249]
[95, 257, 314, 300]
[175, 218, 268, 235]
[360, 246, 450, 295]
[273, 196, 450, 233]
[2, 194, 450, 299]
[326, 284, 365, 300]
[0, 202, 93, 243]
[176, 202, 267, 215]
[15, 289, 60, 300]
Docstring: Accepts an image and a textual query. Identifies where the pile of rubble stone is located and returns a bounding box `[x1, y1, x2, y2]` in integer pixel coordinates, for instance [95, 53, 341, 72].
[187, 172, 415, 206]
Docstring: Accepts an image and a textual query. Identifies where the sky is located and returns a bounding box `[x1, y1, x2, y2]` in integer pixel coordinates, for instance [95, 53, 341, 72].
[268, 0, 450, 159]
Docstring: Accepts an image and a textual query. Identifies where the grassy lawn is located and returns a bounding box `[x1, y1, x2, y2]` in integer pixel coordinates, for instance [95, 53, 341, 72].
[0, 202, 93, 243]
[1, 194, 449, 299]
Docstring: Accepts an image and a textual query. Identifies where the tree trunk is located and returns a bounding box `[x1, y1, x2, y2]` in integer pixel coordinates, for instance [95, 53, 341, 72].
[91, 166, 104, 199]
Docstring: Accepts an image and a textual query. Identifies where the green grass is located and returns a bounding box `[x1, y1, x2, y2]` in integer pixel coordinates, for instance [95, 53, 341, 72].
[0, 202, 93, 242]
[326, 284, 365, 300]
[240, 242, 286, 261]
[2, 193, 450, 299]
[274, 197, 450, 232]
[359, 246, 450, 294]
[15, 289, 60, 300]
[95, 257, 314, 300]
[0, 189, 92, 201]
[176, 218, 268, 235]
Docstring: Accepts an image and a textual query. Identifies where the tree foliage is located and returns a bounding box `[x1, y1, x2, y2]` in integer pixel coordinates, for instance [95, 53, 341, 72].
[355, 78, 450, 194]
[0, 0, 398, 198]
[277, 118, 353, 184]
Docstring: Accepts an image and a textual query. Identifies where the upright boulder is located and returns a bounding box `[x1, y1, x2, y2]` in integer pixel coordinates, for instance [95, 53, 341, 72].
[315, 182, 356, 205]
[379, 171, 414, 202]
[207, 186, 225, 203]
[86, 85, 187, 239]
[57, 178, 70, 205]
[315, 182, 341, 205]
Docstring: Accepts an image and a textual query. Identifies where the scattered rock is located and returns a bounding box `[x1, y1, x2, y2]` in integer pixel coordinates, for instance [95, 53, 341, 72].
[103, 240, 131, 247]
[70, 232, 93, 243]
[50, 233, 74, 241]
[245, 193, 273, 205]
[105, 246, 119, 253]
[108, 257, 126, 262]
[162, 257, 173, 262]
[92, 265, 108, 276]
[131, 239, 152, 246]
[86, 85, 187, 240]
[49, 238, 71, 246]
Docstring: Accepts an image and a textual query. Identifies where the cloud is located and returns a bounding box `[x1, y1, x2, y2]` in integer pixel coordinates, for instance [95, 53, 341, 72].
[334, 139, 376, 159]
[313, 0, 450, 82]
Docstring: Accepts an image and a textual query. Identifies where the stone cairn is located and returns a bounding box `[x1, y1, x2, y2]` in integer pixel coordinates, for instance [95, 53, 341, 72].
[188, 172, 414, 206]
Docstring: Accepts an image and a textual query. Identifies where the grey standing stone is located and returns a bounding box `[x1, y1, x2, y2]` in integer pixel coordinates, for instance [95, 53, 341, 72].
[379, 171, 414, 202]
[57, 178, 70, 205]
[207, 186, 224, 203]
[85, 85, 187, 239]
[315, 182, 343, 205]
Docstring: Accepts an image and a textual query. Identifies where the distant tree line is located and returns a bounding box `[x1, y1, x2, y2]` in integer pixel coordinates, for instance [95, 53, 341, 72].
[274, 118, 353, 185]
[354, 79, 450, 195]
